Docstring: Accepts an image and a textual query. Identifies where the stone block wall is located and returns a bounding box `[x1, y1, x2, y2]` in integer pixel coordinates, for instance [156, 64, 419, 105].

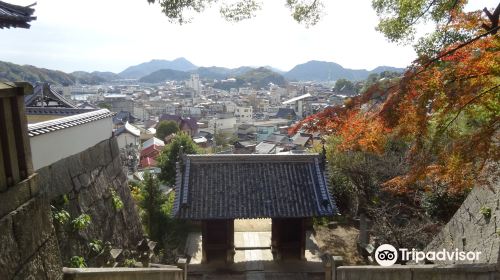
[0, 175, 63, 280]
[63, 267, 184, 280]
[35, 137, 143, 265]
[425, 163, 500, 265]
[337, 264, 498, 280]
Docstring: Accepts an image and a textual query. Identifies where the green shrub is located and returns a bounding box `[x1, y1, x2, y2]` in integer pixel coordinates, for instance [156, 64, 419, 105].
[69, 256, 86, 268]
[71, 214, 91, 231]
[111, 189, 124, 211]
[89, 239, 103, 254]
[480, 206, 492, 219]
[51, 206, 70, 225]
[123, 258, 136, 267]
[422, 190, 468, 222]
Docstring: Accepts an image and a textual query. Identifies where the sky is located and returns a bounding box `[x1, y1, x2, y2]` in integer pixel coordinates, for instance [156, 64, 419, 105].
[0, 0, 497, 73]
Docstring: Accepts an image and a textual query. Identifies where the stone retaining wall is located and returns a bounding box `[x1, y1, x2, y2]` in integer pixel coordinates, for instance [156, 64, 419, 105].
[63, 267, 183, 280]
[336, 264, 498, 280]
[35, 137, 143, 266]
[0, 175, 63, 279]
[425, 163, 500, 265]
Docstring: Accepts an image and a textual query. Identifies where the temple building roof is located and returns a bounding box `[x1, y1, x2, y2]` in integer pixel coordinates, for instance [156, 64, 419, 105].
[25, 83, 76, 109]
[0, 1, 36, 29]
[174, 154, 337, 220]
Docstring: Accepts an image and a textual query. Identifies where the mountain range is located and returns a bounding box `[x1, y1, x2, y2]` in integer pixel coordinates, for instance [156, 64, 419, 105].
[0, 57, 404, 86]
[119, 58, 197, 79]
[285, 60, 404, 81]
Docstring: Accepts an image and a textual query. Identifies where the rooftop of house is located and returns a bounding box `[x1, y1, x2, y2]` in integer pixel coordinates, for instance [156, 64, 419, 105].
[159, 114, 198, 130]
[113, 111, 139, 125]
[140, 144, 163, 157]
[115, 122, 140, 137]
[282, 93, 312, 104]
[140, 157, 157, 168]
[264, 133, 289, 144]
[142, 137, 165, 150]
[173, 154, 337, 220]
[292, 133, 312, 146]
[275, 108, 297, 119]
[255, 142, 277, 154]
[254, 118, 290, 127]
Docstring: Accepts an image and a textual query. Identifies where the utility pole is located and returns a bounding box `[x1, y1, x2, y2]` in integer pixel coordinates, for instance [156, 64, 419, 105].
[212, 121, 217, 153]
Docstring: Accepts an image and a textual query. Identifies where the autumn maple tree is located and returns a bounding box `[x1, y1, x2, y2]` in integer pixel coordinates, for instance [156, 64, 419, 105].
[293, 2, 500, 196]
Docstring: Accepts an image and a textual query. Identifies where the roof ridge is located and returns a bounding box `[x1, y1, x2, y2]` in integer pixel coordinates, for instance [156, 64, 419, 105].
[27, 109, 114, 137]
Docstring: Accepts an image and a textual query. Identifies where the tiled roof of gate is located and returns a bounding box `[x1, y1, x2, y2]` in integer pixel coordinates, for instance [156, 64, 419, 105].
[174, 154, 337, 220]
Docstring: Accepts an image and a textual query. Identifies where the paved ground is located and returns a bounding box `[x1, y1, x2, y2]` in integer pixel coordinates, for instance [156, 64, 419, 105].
[235, 218, 272, 232]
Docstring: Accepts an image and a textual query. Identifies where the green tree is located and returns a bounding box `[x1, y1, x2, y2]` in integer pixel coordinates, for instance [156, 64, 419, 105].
[97, 103, 111, 110]
[372, 0, 467, 43]
[156, 120, 180, 141]
[334, 79, 355, 94]
[140, 172, 166, 241]
[146, 0, 323, 26]
[158, 133, 200, 185]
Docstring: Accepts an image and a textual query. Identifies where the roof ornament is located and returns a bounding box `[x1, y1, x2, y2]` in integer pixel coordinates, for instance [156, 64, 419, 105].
[178, 145, 185, 165]
[320, 137, 327, 171]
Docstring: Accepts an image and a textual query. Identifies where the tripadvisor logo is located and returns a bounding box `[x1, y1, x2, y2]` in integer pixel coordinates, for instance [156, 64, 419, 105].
[374, 244, 482, 266]
[375, 244, 398, 266]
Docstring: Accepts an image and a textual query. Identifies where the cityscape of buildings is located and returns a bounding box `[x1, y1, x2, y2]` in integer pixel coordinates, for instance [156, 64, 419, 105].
[32, 74, 354, 177]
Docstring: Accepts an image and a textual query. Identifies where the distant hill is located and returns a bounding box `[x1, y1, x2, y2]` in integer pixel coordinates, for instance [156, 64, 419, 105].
[0, 61, 75, 86]
[0, 58, 404, 86]
[193, 66, 254, 80]
[370, 66, 406, 74]
[71, 71, 121, 85]
[71, 71, 106, 85]
[138, 69, 190, 83]
[263, 65, 286, 75]
[119, 58, 197, 79]
[139, 66, 285, 87]
[239, 67, 287, 88]
[212, 67, 286, 90]
[91, 71, 121, 81]
[284, 60, 404, 81]
[0, 61, 125, 86]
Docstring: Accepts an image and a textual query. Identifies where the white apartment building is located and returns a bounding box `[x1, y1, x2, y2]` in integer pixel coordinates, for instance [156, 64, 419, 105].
[234, 106, 253, 123]
[186, 74, 201, 97]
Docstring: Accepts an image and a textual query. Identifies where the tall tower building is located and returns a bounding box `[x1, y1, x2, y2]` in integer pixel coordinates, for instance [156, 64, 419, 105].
[187, 74, 201, 98]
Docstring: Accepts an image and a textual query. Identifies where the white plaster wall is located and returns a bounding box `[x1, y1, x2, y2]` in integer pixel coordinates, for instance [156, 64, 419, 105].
[116, 133, 139, 149]
[208, 117, 237, 134]
[30, 117, 113, 170]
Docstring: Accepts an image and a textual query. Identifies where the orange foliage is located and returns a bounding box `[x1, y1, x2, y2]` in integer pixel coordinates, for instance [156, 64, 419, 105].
[292, 8, 500, 194]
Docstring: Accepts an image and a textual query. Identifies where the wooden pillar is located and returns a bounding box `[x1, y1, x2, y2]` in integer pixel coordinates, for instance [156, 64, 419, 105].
[201, 219, 234, 264]
[300, 218, 306, 261]
[226, 219, 235, 264]
[0, 82, 33, 191]
[201, 221, 207, 263]
[272, 218, 305, 260]
[271, 218, 281, 260]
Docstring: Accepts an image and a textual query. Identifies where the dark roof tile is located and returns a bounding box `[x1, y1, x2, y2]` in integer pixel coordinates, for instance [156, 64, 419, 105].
[174, 154, 337, 220]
